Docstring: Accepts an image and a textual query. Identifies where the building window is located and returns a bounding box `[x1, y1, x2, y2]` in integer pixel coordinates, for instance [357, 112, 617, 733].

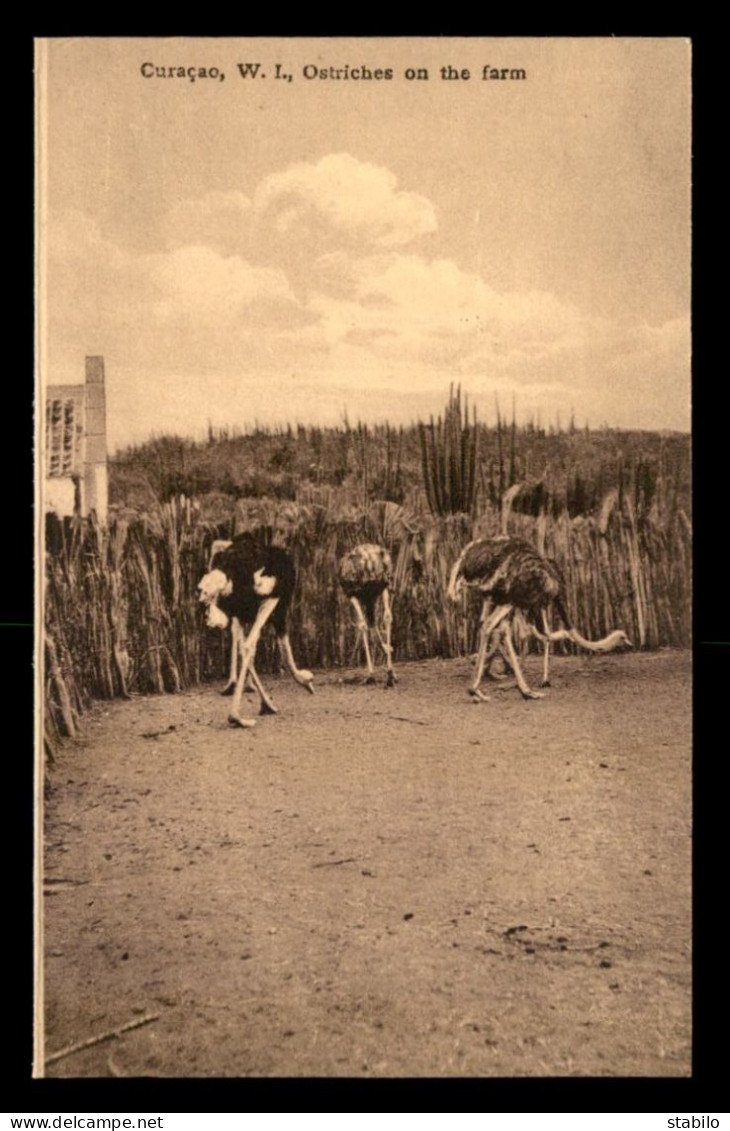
[46, 397, 82, 478]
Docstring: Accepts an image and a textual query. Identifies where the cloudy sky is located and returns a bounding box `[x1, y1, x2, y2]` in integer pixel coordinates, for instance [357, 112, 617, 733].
[37, 37, 691, 450]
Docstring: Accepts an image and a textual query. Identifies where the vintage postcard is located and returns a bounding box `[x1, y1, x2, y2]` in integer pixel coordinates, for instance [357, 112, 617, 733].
[36, 37, 691, 1079]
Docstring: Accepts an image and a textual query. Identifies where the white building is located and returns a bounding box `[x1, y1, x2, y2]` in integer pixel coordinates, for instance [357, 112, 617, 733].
[44, 356, 108, 523]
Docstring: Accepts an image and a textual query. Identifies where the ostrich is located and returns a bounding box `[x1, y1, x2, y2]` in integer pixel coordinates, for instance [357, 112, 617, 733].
[448, 536, 631, 701]
[338, 543, 396, 686]
[206, 539, 282, 696]
[206, 540, 251, 696]
[197, 534, 314, 728]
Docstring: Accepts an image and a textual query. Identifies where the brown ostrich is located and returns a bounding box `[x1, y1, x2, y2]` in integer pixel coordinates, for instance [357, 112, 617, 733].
[448, 536, 631, 701]
[338, 543, 397, 686]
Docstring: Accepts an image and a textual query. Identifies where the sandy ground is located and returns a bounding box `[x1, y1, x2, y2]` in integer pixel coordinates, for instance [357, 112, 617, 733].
[43, 649, 691, 1078]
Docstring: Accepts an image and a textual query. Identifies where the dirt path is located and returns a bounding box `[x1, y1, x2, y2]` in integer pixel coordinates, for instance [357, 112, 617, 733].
[43, 650, 691, 1077]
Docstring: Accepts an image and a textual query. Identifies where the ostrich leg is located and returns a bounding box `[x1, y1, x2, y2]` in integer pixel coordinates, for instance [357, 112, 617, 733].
[482, 629, 514, 686]
[228, 597, 279, 729]
[470, 599, 495, 702]
[246, 662, 278, 716]
[373, 588, 397, 686]
[221, 617, 241, 695]
[541, 609, 553, 687]
[350, 596, 376, 683]
[500, 619, 546, 700]
[470, 603, 513, 702]
[469, 602, 511, 683]
[222, 618, 256, 696]
[480, 599, 514, 683]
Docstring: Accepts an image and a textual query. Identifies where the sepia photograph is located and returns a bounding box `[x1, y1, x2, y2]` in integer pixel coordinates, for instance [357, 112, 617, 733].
[36, 36, 691, 1079]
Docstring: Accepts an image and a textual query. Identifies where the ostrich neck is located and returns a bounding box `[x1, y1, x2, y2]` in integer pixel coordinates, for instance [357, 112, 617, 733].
[567, 628, 626, 652]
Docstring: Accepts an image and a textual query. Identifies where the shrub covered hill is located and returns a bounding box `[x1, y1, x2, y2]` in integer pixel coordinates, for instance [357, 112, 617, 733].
[110, 415, 690, 523]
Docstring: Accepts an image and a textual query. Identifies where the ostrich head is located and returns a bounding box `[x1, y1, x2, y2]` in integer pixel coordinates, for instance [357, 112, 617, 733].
[597, 628, 634, 652]
[197, 568, 233, 629]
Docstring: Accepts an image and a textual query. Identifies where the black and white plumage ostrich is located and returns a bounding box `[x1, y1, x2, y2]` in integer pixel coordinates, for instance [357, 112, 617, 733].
[205, 539, 284, 696]
[338, 543, 397, 686]
[197, 534, 314, 728]
[448, 536, 631, 701]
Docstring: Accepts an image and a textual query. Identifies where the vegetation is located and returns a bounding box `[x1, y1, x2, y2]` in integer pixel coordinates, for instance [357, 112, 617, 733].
[43, 393, 691, 755]
[419, 385, 480, 517]
[110, 413, 690, 521]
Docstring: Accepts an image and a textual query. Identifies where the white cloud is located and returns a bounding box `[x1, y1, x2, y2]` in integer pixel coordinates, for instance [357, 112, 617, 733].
[44, 159, 690, 440]
[151, 244, 298, 324]
[300, 252, 590, 373]
[252, 153, 438, 249]
[46, 211, 305, 343]
[163, 190, 252, 253]
[158, 154, 437, 268]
